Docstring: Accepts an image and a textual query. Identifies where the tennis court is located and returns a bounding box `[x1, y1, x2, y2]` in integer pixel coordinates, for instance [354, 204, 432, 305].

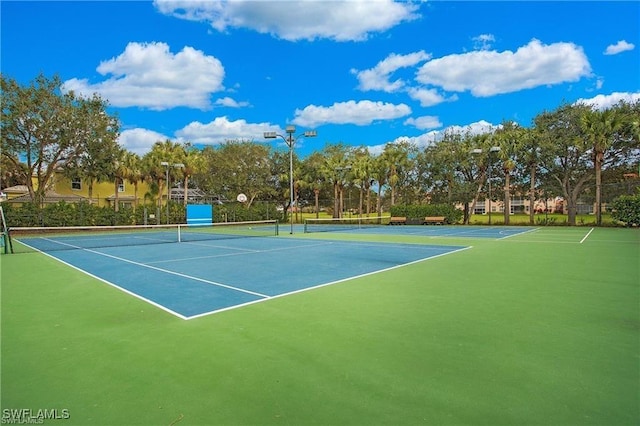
[304, 221, 535, 239]
[2, 225, 638, 425]
[11, 221, 469, 319]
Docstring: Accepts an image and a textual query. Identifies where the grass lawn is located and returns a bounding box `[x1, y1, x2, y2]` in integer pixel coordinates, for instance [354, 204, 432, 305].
[1, 227, 638, 425]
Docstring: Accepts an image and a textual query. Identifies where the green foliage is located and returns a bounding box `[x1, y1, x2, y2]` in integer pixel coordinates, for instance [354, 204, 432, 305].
[610, 194, 640, 226]
[390, 204, 463, 224]
[213, 201, 280, 223]
[3, 201, 136, 227]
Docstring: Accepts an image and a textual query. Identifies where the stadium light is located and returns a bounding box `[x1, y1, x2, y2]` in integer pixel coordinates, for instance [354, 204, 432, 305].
[471, 146, 501, 224]
[162, 162, 184, 224]
[264, 126, 317, 234]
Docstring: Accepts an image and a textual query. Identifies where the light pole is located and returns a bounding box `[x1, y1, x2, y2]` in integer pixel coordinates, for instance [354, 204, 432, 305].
[472, 146, 500, 225]
[264, 126, 317, 234]
[161, 161, 184, 224]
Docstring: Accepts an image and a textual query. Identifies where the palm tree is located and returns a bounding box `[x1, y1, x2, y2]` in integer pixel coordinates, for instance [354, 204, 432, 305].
[299, 152, 326, 218]
[494, 121, 523, 225]
[142, 140, 184, 220]
[520, 127, 541, 224]
[379, 141, 413, 206]
[319, 144, 350, 218]
[123, 151, 143, 212]
[112, 148, 127, 212]
[351, 147, 374, 216]
[180, 144, 200, 206]
[580, 106, 622, 225]
[371, 154, 389, 217]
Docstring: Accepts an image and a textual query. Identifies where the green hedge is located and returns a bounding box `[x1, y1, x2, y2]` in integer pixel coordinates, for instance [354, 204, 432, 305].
[389, 204, 463, 224]
[611, 194, 640, 227]
[2, 201, 136, 227]
[2, 200, 280, 228]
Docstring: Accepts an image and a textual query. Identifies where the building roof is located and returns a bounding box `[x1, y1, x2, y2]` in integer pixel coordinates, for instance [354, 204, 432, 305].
[6, 190, 89, 204]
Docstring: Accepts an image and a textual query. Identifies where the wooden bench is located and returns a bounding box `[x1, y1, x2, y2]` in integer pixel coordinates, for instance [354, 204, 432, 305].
[423, 216, 445, 225]
[389, 216, 407, 225]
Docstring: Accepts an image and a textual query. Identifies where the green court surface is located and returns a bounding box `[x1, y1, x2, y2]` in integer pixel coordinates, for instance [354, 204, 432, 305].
[1, 227, 638, 425]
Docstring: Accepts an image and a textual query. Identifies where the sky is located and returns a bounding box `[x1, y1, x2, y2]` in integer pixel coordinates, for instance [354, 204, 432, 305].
[1, 1, 639, 157]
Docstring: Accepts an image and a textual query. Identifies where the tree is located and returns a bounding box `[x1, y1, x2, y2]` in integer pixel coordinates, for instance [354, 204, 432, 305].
[519, 127, 542, 224]
[199, 140, 274, 208]
[580, 105, 623, 225]
[319, 144, 351, 218]
[1, 73, 119, 206]
[122, 151, 143, 211]
[112, 148, 127, 212]
[351, 147, 374, 216]
[180, 144, 202, 206]
[379, 141, 415, 206]
[299, 152, 328, 218]
[63, 96, 122, 204]
[142, 140, 184, 213]
[535, 103, 593, 226]
[493, 121, 524, 225]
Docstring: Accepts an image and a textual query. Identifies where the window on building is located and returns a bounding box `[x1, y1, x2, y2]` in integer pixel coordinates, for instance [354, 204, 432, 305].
[118, 182, 125, 193]
[71, 178, 81, 190]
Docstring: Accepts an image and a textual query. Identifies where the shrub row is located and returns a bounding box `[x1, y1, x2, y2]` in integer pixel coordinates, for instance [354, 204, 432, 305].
[389, 204, 463, 224]
[1, 201, 280, 228]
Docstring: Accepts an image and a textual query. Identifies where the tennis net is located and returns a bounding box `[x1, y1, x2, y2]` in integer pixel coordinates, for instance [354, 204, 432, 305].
[10, 220, 279, 253]
[303, 216, 390, 233]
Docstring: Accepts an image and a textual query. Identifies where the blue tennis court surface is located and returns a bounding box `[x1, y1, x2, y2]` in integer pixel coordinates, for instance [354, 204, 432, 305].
[22, 236, 469, 319]
[306, 224, 536, 239]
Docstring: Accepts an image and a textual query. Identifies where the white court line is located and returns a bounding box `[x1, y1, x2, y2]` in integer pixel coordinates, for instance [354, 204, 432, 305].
[33, 238, 270, 298]
[498, 227, 540, 240]
[19, 237, 472, 321]
[580, 228, 595, 244]
[147, 241, 336, 265]
[186, 245, 473, 320]
[15, 239, 190, 320]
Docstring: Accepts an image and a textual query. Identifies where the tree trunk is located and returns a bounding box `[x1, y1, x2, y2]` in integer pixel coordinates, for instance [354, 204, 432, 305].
[595, 150, 603, 226]
[314, 189, 320, 219]
[503, 171, 510, 225]
[183, 176, 189, 206]
[529, 164, 536, 225]
[333, 182, 340, 218]
[114, 178, 119, 212]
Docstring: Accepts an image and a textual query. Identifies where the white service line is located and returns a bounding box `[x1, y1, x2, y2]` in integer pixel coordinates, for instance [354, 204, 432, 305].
[579, 228, 594, 244]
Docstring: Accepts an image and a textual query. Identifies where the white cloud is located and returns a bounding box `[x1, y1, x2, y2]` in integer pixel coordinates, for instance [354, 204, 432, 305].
[62, 42, 225, 110]
[352, 50, 431, 92]
[153, 0, 419, 41]
[406, 87, 454, 107]
[118, 128, 171, 155]
[367, 120, 496, 155]
[604, 40, 635, 55]
[472, 34, 495, 51]
[292, 100, 411, 127]
[404, 115, 442, 130]
[416, 39, 591, 97]
[214, 97, 250, 108]
[175, 116, 273, 145]
[574, 91, 640, 110]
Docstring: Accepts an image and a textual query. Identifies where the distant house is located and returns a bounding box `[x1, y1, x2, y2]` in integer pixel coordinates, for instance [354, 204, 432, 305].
[1, 172, 151, 209]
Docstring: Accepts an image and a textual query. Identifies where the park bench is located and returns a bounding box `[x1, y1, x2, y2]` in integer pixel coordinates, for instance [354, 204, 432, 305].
[423, 216, 446, 225]
[389, 216, 407, 225]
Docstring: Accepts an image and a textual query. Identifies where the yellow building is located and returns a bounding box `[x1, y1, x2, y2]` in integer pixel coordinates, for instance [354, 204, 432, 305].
[2, 172, 151, 209]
